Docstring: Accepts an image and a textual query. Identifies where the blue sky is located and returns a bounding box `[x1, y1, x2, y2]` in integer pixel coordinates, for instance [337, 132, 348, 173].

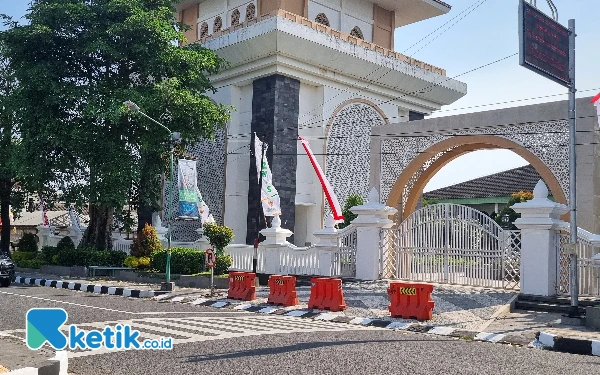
[2, 1, 598, 192]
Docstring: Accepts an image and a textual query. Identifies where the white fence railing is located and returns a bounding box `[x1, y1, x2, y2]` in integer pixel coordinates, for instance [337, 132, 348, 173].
[278, 245, 320, 276]
[225, 244, 255, 272]
[333, 225, 357, 278]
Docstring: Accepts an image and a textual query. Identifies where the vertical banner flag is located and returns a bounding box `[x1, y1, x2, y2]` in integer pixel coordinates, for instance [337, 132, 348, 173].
[39, 194, 49, 226]
[592, 93, 600, 127]
[298, 136, 344, 222]
[254, 134, 282, 216]
[177, 159, 200, 219]
[195, 186, 210, 224]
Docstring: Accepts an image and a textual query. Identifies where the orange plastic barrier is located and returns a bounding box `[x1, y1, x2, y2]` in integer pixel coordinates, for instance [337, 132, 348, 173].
[228, 271, 257, 301]
[387, 282, 434, 321]
[308, 277, 346, 311]
[267, 275, 298, 306]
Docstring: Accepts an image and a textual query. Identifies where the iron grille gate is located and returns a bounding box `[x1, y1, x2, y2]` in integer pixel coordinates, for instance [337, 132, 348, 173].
[380, 204, 521, 289]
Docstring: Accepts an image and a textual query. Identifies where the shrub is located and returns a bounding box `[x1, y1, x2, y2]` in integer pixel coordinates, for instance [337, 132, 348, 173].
[150, 247, 205, 275]
[214, 253, 232, 275]
[123, 256, 151, 270]
[17, 233, 38, 253]
[338, 194, 364, 229]
[56, 248, 127, 267]
[130, 223, 162, 257]
[15, 259, 44, 269]
[203, 223, 234, 254]
[11, 251, 38, 263]
[56, 236, 75, 253]
[41, 246, 60, 264]
[124, 256, 139, 268]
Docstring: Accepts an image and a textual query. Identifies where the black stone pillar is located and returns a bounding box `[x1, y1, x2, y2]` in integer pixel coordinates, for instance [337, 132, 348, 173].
[246, 74, 300, 245]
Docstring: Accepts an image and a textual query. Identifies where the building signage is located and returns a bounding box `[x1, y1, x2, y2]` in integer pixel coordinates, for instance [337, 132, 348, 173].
[519, 1, 570, 87]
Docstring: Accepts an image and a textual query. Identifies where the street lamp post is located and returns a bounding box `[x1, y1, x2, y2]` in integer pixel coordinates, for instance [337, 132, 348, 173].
[124, 101, 180, 285]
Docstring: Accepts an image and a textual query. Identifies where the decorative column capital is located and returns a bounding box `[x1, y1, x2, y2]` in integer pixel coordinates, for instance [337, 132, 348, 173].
[350, 188, 397, 228]
[513, 180, 568, 230]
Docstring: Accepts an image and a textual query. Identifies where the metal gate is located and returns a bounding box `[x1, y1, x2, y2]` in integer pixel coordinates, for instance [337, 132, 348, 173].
[556, 230, 600, 296]
[380, 204, 521, 289]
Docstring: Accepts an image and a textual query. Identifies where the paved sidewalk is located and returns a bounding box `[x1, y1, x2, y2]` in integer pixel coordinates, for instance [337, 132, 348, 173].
[0, 335, 54, 373]
[486, 309, 600, 344]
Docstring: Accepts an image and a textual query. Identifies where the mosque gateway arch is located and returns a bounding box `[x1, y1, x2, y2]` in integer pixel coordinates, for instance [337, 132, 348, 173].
[371, 97, 600, 234]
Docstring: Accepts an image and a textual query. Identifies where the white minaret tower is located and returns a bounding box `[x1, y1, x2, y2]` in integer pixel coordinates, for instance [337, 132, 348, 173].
[174, 0, 467, 246]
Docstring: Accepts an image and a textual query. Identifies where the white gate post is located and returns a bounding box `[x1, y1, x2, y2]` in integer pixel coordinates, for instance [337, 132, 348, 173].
[312, 215, 339, 276]
[37, 225, 56, 249]
[350, 188, 397, 280]
[513, 180, 568, 296]
[260, 215, 293, 274]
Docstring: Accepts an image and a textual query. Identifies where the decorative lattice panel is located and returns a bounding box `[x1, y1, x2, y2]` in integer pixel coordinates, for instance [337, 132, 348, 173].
[380, 120, 569, 213]
[325, 103, 386, 211]
[162, 128, 226, 242]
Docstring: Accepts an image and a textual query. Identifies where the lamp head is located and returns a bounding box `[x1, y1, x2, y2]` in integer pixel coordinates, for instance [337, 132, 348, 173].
[123, 100, 140, 113]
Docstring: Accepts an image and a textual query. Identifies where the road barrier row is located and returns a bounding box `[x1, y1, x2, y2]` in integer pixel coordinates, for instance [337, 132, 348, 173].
[308, 277, 347, 311]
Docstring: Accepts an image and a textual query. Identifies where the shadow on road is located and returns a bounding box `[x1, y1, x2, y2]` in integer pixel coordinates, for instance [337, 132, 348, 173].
[183, 338, 452, 362]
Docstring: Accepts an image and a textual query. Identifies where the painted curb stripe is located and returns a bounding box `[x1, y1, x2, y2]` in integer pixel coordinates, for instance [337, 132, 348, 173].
[386, 322, 413, 330]
[538, 332, 556, 347]
[428, 327, 456, 336]
[285, 310, 309, 317]
[34, 279, 41, 286]
[87, 285, 95, 293]
[475, 332, 505, 343]
[114, 288, 124, 296]
[592, 340, 600, 357]
[13, 276, 153, 299]
[314, 313, 338, 321]
[211, 302, 228, 308]
[554, 337, 593, 356]
[50, 280, 58, 288]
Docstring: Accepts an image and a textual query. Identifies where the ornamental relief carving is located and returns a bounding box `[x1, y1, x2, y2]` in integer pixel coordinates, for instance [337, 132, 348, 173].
[379, 120, 569, 216]
[326, 102, 386, 213]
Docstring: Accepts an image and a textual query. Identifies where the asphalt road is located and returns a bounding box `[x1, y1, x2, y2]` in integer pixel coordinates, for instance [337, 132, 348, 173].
[2, 284, 600, 375]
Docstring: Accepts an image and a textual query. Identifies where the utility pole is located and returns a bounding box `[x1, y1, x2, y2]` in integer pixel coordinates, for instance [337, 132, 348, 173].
[567, 18, 579, 317]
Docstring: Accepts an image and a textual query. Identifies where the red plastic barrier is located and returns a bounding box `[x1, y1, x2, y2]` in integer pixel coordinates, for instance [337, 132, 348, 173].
[308, 277, 346, 311]
[387, 282, 434, 321]
[267, 275, 298, 306]
[228, 271, 256, 301]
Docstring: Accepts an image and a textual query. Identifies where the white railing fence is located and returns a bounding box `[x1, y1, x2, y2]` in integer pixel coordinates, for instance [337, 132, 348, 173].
[225, 244, 255, 272]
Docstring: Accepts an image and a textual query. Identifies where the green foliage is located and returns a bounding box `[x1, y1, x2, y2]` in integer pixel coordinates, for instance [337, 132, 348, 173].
[214, 253, 232, 275]
[17, 233, 38, 252]
[40, 246, 60, 264]
[495, 191, 535, 229]
[56, 248, 127, 267]
[203, 223, 234, 253]
[1, 0, 232, 250]
[150, 247, 205, 275]
[15, 258, 45, 269]
[56, 236, 75, 253]
[130, 223, 162, 257]
[11, 251, 37, 262]
[124, 255, 150, 269]
[422, 197, 440, 206]
[338, 194, 364, 229]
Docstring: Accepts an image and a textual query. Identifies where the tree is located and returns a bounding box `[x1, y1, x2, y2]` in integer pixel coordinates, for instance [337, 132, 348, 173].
[1, 0, 231, 249]
[337, 194, 364, 229]
[495, 190, 534, 229]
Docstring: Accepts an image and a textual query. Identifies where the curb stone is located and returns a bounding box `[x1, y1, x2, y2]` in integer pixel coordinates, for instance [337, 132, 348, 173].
[5, 351, 67, 375]
[535, 332, 600, 357]
[12, 276, 163, 298]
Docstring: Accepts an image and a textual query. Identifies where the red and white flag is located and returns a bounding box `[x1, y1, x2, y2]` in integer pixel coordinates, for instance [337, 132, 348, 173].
[592, 93, 600, 126]
[298, 136, 344, 222]
[39, 194, 49, 226]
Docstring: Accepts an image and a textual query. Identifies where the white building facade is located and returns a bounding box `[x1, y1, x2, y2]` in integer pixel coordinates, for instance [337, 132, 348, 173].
[171, 0, 467, 246]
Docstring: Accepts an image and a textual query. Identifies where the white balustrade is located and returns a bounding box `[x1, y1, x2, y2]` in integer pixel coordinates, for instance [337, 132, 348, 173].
[225, 244, 255, 272]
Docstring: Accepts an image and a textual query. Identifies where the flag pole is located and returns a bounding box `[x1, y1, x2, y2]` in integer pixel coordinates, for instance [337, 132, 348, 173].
[253, 134, 266, 274]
